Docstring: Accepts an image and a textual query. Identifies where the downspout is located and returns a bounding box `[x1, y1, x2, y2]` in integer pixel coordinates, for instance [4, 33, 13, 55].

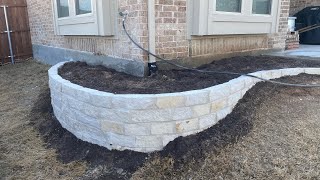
[147, 0, 158, 76]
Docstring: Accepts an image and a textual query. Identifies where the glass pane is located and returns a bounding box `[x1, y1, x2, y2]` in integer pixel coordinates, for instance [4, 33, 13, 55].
[216, 0, 242, 12]
[252, 0, 272, 14]
[57, 0, 69, 18]
[76, 0, 92, 15]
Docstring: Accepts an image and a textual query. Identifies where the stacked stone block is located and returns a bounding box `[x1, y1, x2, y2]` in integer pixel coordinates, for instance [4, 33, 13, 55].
[49, 62, 320, 153]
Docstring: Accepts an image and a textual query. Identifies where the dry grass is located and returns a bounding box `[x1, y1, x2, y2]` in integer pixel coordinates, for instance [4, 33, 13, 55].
[132, 75, 320, 180]
[2, 60, 320, 180]
[0, 60, 87, 180]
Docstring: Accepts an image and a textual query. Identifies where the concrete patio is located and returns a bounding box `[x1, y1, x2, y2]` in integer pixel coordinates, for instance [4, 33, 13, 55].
[269, 45, 320, 59]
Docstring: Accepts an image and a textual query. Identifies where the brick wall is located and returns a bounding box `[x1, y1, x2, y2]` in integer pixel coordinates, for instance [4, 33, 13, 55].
[155, 0, 189, 59]
[156, 0, 290, 60]
[286, 32, 300, 50]
[26, 0, 148, 62]
[268, 0, 291, 50]
[27, 0, 290, 65]
[290, 0, 319, 15]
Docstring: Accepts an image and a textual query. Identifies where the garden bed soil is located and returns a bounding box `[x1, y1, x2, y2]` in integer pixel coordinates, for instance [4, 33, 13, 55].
[59, 55, 320, 94]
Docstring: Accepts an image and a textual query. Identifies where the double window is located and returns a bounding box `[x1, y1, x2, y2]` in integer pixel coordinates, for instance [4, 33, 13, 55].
[216, 0, 272, 15]
[53, 0, 116, 36]
[190, 0, 279, 35]
[57, 0, 92, 18]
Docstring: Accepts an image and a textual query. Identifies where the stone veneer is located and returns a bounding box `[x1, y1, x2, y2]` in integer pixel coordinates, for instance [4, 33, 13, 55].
[49, 63, 320, 153]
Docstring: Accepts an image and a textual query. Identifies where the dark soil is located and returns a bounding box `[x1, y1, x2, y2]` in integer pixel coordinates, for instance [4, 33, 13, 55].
[59, 55, 320, 94]
[30, 89, 148, 180]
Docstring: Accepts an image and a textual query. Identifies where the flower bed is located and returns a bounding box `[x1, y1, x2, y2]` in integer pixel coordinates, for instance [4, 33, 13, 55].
[49, 62, 320, 152]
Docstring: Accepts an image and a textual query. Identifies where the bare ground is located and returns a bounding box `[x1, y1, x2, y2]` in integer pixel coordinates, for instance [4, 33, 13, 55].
[0, 61, 87, 179]
[1, 59, 320, 179]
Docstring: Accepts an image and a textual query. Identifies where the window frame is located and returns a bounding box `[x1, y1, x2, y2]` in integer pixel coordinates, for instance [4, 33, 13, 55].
[52, 0, 116, 36]
[190, 0, 280, 36]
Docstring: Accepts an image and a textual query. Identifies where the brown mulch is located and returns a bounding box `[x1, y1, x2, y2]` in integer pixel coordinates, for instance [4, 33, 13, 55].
[59, 55, 320, 94]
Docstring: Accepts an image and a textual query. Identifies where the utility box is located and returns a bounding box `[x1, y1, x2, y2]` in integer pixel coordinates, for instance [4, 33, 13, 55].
[295, 6, 320, 45]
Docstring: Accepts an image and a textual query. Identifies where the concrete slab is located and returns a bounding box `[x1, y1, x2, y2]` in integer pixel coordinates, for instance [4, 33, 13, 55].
[267, 45, 320, 59]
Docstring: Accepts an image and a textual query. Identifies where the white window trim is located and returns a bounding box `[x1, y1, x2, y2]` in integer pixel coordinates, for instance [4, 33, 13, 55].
[190, 0, 281, 36]
[52, 0, 117, 36]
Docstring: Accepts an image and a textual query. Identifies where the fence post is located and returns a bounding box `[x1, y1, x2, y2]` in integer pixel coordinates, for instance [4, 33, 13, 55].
[2, 5, 15, 64]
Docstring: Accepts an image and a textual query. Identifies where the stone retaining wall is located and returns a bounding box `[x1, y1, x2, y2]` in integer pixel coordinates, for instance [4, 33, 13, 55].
[49, 62, 320, 153]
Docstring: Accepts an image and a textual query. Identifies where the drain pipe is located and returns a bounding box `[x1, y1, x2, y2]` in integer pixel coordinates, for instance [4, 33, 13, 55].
[147, 0, 158, 76]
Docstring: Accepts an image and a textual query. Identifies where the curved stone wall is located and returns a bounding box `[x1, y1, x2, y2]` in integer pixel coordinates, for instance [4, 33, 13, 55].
[48, 62, 320, 152]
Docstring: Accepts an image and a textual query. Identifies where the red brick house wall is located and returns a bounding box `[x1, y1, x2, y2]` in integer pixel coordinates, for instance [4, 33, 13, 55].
[27, 0, 291, 68]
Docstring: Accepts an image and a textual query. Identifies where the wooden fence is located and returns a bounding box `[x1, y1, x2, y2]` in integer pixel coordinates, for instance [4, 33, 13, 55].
[0, 0, 32, 65]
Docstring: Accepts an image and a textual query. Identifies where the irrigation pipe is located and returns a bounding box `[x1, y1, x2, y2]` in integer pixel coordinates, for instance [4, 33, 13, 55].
[121, 12, 320, 88]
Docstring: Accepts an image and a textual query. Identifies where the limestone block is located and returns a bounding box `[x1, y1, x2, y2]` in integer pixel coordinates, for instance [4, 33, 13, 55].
[49, 75, 62, 92]
[260, 70, 273, 80]
[281, 68, 305, 76]
[228, 91, 243, 107]
[101, 120, 124, 134]
[51, 91, 62, 109]
[192, 104, 211, 117]
[176, 118, 199, 134]
[156, 95, 186, 109]
[52, 104, 62, 121]
[135, 136, 163, 148]
[108, 132, 136, 148]
[100, 109, 132, 123]
[90, 91, 113, 108]
[131, 109, 172, 123]
[184, 90, 210, 106]
[269, 69, 282, 79]
[228, 78, 245, 93]
[209, 84, 231, 101]
[248, 72, 263, 84]
[305, 68, 320, 75]
[162, 135, 179, 146]
[74, 87, 95, 104]
[172, 107, 193, 120]
[211, 98, 228, 113]
[124, 124, 150, 136]
[216, 107, 233, 120]
[112, 95, 157, 110]
[199, 114, 218, 129]
[61, 82, 79, 98]
[80, 132, 107, 148]
[151, 122, 176, 135]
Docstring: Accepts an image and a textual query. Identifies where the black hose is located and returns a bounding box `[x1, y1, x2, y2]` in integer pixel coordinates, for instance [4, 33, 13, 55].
[122, 14, 320, 88]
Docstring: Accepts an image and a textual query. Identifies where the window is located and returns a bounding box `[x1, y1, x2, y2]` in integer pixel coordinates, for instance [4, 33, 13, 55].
[57, 0, 69, 18]
[53, 0, 116, 36]
[190, 0, 280, 35]
[252, 0, 272, 14]
[76, 0, 92, 15]
[216, 0, 241, 13]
